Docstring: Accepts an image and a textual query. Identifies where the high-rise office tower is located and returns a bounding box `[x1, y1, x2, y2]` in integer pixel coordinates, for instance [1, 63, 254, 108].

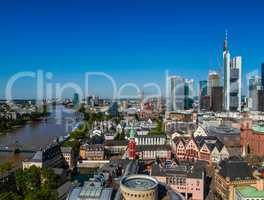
[199, 80, 207, 97]
[230, 56, 242, 111]
[223, 31, 231, 111]
[223, 31, 242, 112]
[208, 71, 220, 97]
[184, 79, 194, 110]
[168, 76, 185, 111]
[248, 75, 261, 111]
[261, 63, 264, 89]
[199, 80, 209, 111]
[73, 93, 79, 107]
[258, 90, 264, 112]
[211, 86, 223, 112]
[259, 63, 264, 111]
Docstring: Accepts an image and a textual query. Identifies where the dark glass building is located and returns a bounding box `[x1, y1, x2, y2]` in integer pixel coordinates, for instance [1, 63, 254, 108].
[211, 86, 223, 112]
[199, 80, 208, 97]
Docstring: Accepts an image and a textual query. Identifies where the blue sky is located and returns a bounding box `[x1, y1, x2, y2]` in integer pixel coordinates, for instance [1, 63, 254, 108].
[0, 0, 264, 98]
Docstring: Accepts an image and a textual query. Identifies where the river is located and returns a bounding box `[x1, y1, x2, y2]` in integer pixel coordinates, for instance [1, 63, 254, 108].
[0, 105, 82, 167]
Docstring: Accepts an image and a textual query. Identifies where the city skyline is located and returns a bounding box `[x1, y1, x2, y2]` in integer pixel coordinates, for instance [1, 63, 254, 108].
[2, 2, 264, 200]
[1, 0, 264, 98]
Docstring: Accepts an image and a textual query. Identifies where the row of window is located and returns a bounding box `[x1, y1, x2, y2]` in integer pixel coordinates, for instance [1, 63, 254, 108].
[123, 191, 155, 198]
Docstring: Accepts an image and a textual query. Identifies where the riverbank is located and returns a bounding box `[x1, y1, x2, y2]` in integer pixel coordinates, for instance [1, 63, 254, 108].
[0, 105, 82, 166]
[0, 113, 49, 135]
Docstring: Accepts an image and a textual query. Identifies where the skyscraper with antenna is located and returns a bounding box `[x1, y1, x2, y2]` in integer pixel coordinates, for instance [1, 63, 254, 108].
[223, 30, 231, 111]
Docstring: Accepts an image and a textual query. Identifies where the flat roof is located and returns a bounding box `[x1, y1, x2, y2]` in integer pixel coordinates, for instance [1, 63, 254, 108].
[252, 125, 264, 133]
[121, 175, 158, 191]
[236, 186, 264, 198]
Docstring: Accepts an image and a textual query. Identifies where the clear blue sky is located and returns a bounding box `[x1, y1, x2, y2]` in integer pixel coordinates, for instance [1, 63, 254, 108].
[0, 0, 264, 98]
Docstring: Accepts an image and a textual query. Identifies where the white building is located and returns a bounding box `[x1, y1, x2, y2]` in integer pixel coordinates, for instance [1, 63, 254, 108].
[223, 31, 231, 111]
[223, 31, 242, 112]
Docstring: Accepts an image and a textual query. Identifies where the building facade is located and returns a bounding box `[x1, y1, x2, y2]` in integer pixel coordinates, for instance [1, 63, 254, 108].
[214, 157, 263, 200]
[168, 76, 185, 111]
[223, 31, 242, 111]
[23, 143, 64, 169]
[248, 75, 262, 111]
[151, 162, 205, 200]
[208, 71, 220, 98]
[136, 145, 171, 160]
[120, 175, 159, 200]
[79, 144, 105, 160]
[241, 116, 264, 157]
[211, 86, 223, 112]
[230, 56, 242, 111]
[172, 136, 229, 163]
[61, 147, 75, 170]
[223, 31, 231, 111]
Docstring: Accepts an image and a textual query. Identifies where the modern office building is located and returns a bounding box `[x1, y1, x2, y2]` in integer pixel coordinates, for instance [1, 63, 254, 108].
[261, 63, 264, 88]
[207, 71, 220, 98]
[199, 80, 207, 97]
[248, 75, 262, 111]
[223, 31, 231, 111]
[258, 90, 264, 112]
[223, 31, 242, 111]
[168, 76, 185, 111]
[230, 56, 242, 111]
[199, 80, 209, 111]
[200, 96, 210, 111]
[73, 93, 79, 108]
[211, 86, 223, 112]
[184, 79, 194, 110]
[108, 101, 118, 117]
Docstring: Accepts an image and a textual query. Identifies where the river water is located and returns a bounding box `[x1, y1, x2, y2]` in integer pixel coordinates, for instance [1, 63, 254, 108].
[0, 105, 82, 167]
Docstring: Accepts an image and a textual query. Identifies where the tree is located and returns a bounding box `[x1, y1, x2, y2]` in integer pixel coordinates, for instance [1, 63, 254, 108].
[15, 166, 41, 195]
[0, 192, 22, 200]
[24, 187, 58, 200]
[114, 130, 126, 141]
[15, 166, 58, 199]
[0, 161, 13, 175]
[148, 120, 164, 135]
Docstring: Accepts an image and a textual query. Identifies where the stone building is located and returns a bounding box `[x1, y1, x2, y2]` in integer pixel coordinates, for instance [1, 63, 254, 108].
[151, 162, 205, 200]
[61, 147, 75, 170]
[120, 175, 159, 200]
[23, 142, 64, 169]
[79, 144, 105, 160]
[240, 113, 264, 157]
[214, 157, 264, 200]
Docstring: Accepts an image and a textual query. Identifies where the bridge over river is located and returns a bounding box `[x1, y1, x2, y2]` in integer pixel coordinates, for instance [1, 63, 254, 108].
[0, 105, 82, 166]
[0, 141, 38, 154]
